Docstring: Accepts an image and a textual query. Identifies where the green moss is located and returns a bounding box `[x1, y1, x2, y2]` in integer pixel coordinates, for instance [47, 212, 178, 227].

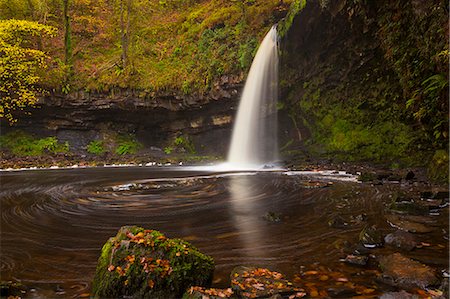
[92, 226, 214, 299]
[0, 131, 69, 156]
[279, 0, 447, 167]
[115, 135, 142, 155]
[428, 150, 449, 184]
[87, 140, 106, 155]
[278, 0, 307, 38]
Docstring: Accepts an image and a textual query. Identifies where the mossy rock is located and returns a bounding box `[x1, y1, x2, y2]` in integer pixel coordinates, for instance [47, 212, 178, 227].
[91, 226, 214, 299]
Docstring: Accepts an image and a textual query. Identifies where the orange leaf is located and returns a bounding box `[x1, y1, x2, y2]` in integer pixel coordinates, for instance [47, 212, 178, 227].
[148, 279, 155, 288]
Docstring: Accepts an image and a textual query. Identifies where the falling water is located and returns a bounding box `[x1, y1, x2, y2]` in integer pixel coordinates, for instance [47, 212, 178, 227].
[227, 26, 279, 169]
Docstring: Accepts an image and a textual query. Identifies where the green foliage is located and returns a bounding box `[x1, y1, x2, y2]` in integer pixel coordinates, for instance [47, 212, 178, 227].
[87, 140, 106, 155]
[277, 0, 306, 38]
[377, 1, 448, 148]
[164, 146, 173, 155]
[114, 135, 142, 155]
[1, 0, 292, 94]
[173, 135, 196, 154]
[0, 19, 56, 124]
[0, 131, 69, 156]
[280, 0, 447, 166]
[427, 150, 449, 184]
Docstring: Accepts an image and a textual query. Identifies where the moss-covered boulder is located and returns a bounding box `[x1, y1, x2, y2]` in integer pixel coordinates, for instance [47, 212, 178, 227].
[92, 226, 214, 299]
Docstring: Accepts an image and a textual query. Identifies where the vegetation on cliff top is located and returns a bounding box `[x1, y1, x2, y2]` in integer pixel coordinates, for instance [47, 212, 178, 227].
[0, 0, 291, 96]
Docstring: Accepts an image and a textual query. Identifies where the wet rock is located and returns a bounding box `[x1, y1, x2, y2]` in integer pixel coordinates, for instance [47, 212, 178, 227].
[328, 215, 348, 229]
[92, 226, 214, 299]
[350, 213, 368, 225]
[300, 181, 331, 188]
[378, 253, 439, 289]
[420, 191, 449, 200]
[405, 171, 415, 181]
[379, 290, 419, 299]
[400, 215, 438, 225]
[388, 201, 429, 216]
[107, 183, 148, 191]
[384, 230, 418, 251]
[341, 254, 368, 266]
[0, 281, 27, 298]
[359, 225, 384, 248]
[183, 286, 236, 299]
[385, 214, 434, 233]
[230, 266, 302, 298]
[263, 212, 282, 223]
[358, 172, 377, 182]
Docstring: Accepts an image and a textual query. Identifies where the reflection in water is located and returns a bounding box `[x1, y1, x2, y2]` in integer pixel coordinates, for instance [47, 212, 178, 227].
[228, 175, 266, 259]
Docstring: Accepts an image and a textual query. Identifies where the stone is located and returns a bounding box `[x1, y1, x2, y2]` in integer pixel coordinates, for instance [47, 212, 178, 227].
[91, 226, 214, 299]
[379, 290, 419, 299]
[230, 266, 302, 298]
[359, 225, 384, 248]
[385, 214, 433, 233]
[405, 171, 415, 181]
[328, 215, 348, 229]
[384, 230, 418, 251]
[0, 281, 27, 298]
[263, 212, 282, 223]
[378, 253, 439, 289]
[183, 286, 236, 299]
[388, 201, 429, 216]
[342, 254, 368, 266]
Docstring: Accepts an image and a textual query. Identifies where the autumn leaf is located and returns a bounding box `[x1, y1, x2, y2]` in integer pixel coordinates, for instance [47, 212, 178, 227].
[148, 280, 155, 289]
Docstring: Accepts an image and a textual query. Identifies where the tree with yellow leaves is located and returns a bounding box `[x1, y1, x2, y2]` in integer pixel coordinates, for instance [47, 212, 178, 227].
[0, 19, 56, 124]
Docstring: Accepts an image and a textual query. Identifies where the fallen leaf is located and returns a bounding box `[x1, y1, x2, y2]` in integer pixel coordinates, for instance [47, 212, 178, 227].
[148, 280, 155, 288]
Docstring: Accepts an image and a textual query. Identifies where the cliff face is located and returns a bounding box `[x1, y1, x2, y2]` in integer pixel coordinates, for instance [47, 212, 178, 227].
[6, 76, 243, 156]
[279, 0, 448, 169]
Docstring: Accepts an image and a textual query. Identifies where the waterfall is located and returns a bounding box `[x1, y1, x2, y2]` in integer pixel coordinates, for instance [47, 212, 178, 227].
[227, 26, 279, 169]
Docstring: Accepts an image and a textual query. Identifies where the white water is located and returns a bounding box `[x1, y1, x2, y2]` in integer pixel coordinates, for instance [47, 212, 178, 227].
[227, 26, 279, 170]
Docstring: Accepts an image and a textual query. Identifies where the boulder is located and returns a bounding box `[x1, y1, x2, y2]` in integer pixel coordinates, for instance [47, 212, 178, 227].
[183, 286, 236, 299]
[359, 225, 384, 248]
[388, 201, 429, 216]
[384, 230, 418, 251]
[0, 281, 27, 298]
[385, 214, 433, 233]
[342, 254, 368, 266]
[379, 290, 419, 299]
[378, 253, 439, 289]
[92, 226, 214, 299]
[230, 266, 304, 298]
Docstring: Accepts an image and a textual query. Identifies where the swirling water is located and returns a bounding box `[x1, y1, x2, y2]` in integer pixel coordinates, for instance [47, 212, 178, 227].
[0, 167, 448, 297]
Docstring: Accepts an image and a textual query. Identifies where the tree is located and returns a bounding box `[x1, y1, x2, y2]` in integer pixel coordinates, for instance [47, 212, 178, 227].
[0, 19, 56, 124]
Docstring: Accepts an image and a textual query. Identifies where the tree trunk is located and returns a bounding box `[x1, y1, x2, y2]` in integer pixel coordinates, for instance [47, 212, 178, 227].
[120, 0, 130, 69]
[63, 0, 72, 67]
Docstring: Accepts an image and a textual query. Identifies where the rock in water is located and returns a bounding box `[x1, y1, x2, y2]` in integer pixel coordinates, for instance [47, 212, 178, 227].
[384, 230, 418, 251]
[359, 225, 384, 248]
[183, 286, 235, 299]
[91, 226, 214, 299]
[378, 253, 439, 289]
[385, 214, 433, 233]
[230, 266, 303, 298]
